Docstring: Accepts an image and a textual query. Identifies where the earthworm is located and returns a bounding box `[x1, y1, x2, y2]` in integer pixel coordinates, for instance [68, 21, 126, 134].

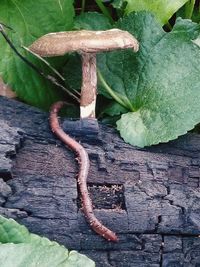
[49, 101, 118, 242]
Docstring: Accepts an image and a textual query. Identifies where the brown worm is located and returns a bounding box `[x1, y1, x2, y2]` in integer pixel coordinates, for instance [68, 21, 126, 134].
[49, 101, 119, 242]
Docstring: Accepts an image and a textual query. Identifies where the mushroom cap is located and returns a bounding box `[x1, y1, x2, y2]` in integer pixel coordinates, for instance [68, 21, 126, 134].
[29, 29, 139, 57]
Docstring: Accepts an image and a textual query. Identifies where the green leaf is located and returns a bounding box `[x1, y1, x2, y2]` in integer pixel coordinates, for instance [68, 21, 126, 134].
[0, 244, 94, 267]
[191, 8, 200, 23]
[74, 12, 112, 30]
[0, 216, 95, 267]
[177, 3, 200, 23]
[102, 102, 128, 116]
[113, 0, 189, 25]
[98, 12, 200, 147]
[0, 0, 74, 110]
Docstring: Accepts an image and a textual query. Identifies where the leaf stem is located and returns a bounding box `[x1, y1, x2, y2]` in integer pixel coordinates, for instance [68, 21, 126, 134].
[97, 69, 135, 112]
[22, 46, 80, 98]
[22, 46, 65, 81]
[81, 0, 86, 14]
[95, 0, 114, 24]
[185, 0, 195, 19]
[166, 21, 172, 31]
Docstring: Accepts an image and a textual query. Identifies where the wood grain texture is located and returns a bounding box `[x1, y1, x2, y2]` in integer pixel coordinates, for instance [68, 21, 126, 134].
[0, 96, 200, 266]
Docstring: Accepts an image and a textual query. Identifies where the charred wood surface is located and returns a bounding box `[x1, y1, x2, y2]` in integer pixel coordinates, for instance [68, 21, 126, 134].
[0, 96, 200, 266]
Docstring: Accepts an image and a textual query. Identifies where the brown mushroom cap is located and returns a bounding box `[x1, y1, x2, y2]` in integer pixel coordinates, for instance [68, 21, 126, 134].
[29, 29, 139, 57]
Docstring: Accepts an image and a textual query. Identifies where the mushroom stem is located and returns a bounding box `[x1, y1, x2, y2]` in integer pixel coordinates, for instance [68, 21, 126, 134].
[80, 53, 97, 119]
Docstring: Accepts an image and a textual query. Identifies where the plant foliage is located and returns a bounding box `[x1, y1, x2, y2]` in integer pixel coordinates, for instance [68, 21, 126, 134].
[0, 216, 95, 267]
[112, 0, 189, 25]
[0, 0, 74, 110]
[105, 12, 200, 147]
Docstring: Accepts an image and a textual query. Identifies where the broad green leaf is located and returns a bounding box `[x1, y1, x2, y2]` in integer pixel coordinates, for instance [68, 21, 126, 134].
[0, 244, 94, 267]
[0, 214, 52, 245]
[102, 102, 128, 116]
[191, 8, 200, 23]
[0, 0, 74, 110]
[177, 3, 200, 23]
[74, 12, 112, 30]
[64, 54, 82, 93]
[98, 12, 200, 147]
[113, 0, 189, 25]
[0, 216, 95, 267]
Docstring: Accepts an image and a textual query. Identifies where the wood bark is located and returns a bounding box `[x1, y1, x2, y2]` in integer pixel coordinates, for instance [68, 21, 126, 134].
[0, 96, 200, 266]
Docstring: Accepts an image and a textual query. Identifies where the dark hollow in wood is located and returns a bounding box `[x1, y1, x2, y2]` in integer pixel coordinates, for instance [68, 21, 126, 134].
[77, 183, 126, 210]
[1, 96, 200, 266]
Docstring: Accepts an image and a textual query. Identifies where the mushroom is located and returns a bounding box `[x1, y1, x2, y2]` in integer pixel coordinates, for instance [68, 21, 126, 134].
[29, 29, 139, 119]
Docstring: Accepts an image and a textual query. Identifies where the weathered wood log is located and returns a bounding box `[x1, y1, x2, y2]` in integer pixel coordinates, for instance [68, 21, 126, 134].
[0, 96, 200, 266]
